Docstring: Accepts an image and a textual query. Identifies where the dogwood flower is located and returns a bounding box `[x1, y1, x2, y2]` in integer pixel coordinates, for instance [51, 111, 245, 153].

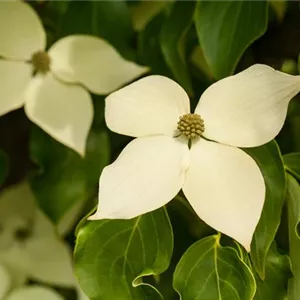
[0, 1, 147, 155]
[0, 182, 87, 300]
[90, 64, 300, 251]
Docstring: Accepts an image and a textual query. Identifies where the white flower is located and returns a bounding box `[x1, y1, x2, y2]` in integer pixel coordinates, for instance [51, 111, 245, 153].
[0, 260, 72, 300]
[89, 64, 300, 251]
[0, 182, 87, 300]
[0, 1, 148, 155]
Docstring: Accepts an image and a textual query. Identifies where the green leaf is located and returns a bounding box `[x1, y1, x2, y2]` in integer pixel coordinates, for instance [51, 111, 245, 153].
[29, 125, 110, 224]
[160, 1, 195, 96]
[194, 1, 268, 79]
[254, 244, 291, 300]
[131, 1, 170, 32]
[287, 174, 300, 300]
[173, 234, 256, 300]
[74, 208, 173, 299]
[190, 46, 214, 80]
[269, 1, 287, 22]
[138, 12, 171, 76]
[284, 152, 300, 181]
[288, 97, 300, 118]
[280, 59, 298, 75]
[59, 1, 134, 58]
[243, 141, 286, 279]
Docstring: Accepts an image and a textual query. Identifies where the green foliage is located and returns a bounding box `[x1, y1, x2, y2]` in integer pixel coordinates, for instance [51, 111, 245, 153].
[74, 208, 173, 299]
[29, 125, 110, 223]
[244, 142, 286, 279]
[194, 1, 268, 78]
[59, 1, 134, 58]
[138, 13, 171, 76]
[254, 244, 291, 300]
[284, 152, 300, 180]
[160, 1, 195, 95]
[173, 235, 256, 300]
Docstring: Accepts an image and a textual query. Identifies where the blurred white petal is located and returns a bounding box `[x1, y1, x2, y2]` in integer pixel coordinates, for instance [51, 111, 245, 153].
[0, 183, 35, 288]
[0, 182, 75, 288]
[6, 286, 64, 300]
[0, 264, 11, 300]
[0, 182, 35, 226]
[0, 182, 35, 251]
[27, 240, 74, 287]
[105, 76, 190, 137]
[0, 60, 31, 116]
[0, 246, 29, 289]
[90, 136, 189, 220]
[183, 139, 265, 251]
[24, 74, 93, 156]
[49, 35, 148, 95]
[0, 1, 46, 60]
[196, 64, 300, 147]
[24, 210, 74, 287]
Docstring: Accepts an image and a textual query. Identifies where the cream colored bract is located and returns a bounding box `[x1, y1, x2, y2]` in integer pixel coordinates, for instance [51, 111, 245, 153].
[5, 286, 64, 300]
[0, 1, 148, 155]
[0, 182, 74, 288]
[90, 65, 300, 251]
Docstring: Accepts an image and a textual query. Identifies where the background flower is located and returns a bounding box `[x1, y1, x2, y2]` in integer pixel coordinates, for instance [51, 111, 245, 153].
[0, 1, 148, 155]
[0, 181, 86, 299]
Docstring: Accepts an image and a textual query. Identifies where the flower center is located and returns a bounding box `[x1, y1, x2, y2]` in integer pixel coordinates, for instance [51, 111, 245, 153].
[14, 226, 32, 242]
[177, 113, 204, 139]
[0, 218, 33, 250]
[31, 51, 51, 74]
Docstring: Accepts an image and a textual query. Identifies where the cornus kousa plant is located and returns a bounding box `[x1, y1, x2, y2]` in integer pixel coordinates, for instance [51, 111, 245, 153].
[0, 1, 147, 155]
[90, 65, 300, 251]
[3, 1, 300, 300]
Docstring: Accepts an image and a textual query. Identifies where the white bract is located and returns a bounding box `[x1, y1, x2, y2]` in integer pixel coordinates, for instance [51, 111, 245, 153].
[0, 182, 88, 300]
[0, 1, 148, 156]
[90, 64, 300, 251]
[4, 286, 64, 300]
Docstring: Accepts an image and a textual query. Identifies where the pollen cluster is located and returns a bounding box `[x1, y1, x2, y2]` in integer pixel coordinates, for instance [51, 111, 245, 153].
[31, 51, 51, 74]
[177, 113, 204, 139]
